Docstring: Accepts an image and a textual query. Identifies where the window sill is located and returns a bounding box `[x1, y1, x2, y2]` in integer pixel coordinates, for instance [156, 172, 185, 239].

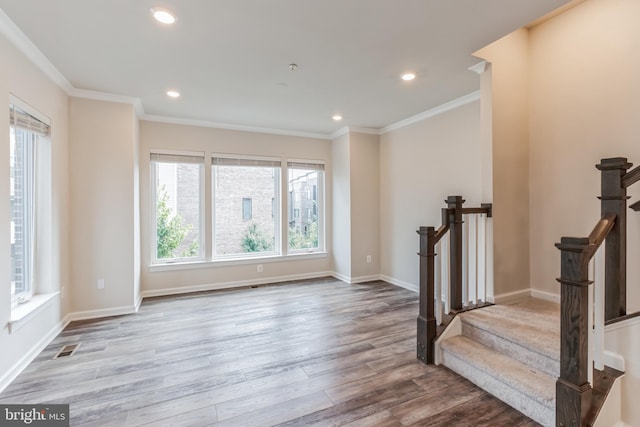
[149, 251, 328, 272]
[9, 292, 60, 334]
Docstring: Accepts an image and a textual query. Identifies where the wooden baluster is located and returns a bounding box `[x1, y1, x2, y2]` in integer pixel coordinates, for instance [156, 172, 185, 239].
[596, 157, 631, 320]
[417, 226, 436, 364]
[555, 237, 593, 427]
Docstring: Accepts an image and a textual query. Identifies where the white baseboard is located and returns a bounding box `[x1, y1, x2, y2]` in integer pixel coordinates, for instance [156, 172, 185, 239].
[488, 288, 531, 304]
[604, 350, 626, 372]
[379, 275, 418, 293]
[331, 271, 350, 283]
[531, 289, 560, 303]
[142, 271, 335, 298]
[0, 316, 70, 393]
[66, 304, 139, 322]
[350, 274, 381, 284]
[134, 292, 143, 312]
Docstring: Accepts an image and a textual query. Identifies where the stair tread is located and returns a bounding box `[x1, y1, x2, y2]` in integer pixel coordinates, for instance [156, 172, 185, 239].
[461, 298, 560, 360]
[441, 335, 556, 408]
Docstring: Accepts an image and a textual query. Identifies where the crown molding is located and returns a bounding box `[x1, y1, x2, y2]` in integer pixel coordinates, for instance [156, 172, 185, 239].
[2, 7, 482, 142]
[70, 88, 145, 116]
[468, 61, 487, 75]
[329, 126, 350, 140]
[348, 126, 380, 136]
[329, 126, 380, 140]
[380, 90, 481, 134]
[0, 8, 73, 93]
[140, 114, 330, 140]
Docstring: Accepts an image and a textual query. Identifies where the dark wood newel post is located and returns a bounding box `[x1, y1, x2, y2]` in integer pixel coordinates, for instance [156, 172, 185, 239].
[416, 226, 436, 364]
[447, 196, 464, 311]
[555, 237, 593, 427]
[596, 157, 631, 320]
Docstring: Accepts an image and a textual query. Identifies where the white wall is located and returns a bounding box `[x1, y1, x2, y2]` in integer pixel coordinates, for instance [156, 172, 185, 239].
[140, 121, 333, 294]
[527, 0, 640, 307]
[349, 132, 380, 281]
[331, 132, 351, 280]
[379, 101, 482, 290]
[69, 98, 139, 314]
[0, 32, 69, 388]
[475, 29, 531, 298]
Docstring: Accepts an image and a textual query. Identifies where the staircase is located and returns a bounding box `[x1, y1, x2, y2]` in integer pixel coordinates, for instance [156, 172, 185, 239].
[438, 298, 559, 426]
[417, 156, 640, 426]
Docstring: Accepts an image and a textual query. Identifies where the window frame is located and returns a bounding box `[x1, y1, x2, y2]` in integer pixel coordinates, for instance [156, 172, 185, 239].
[212, 154, 282, 260]
[150, 149, 206, 265]
[9, 99, 51, 307]
[286, 160, 325, 254]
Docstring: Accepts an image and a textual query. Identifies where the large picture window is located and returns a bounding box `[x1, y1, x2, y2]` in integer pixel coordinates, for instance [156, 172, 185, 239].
[212, 156, 280, 258]
[288, 162, 324, 252]
[151, 152, 204, 262]
[10, 104, 49, 304]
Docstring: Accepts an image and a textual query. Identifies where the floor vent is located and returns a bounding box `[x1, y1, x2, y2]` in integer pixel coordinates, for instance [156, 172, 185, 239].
[54, 344, 80, 359]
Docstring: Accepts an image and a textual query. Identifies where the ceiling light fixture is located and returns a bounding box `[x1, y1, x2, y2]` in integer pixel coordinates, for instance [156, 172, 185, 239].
[401, 72, 416, 81]
[332, 114, 343, 122]
[166, 90, 180, 98]
[151, 8, 176, 24]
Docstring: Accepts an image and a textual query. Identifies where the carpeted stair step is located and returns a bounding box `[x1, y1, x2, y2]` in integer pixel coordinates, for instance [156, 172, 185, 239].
[441, 335, 555, 427]
[460, 300, 560, 377]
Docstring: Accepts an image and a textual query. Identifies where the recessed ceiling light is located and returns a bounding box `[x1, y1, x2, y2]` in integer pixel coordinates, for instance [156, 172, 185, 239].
[151, 8, 176, 24]
[401, 72, 416, 81]
[332, 114, 343, 122]
[166, 90, 180, 98]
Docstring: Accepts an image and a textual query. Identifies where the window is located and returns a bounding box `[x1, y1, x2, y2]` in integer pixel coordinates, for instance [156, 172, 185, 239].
[10, 104, 50, 304]
[242, 198, 252, 221]
[151, 152, 204, 263]
[288, 161, 324, 252]
[213, 156, 280, 257]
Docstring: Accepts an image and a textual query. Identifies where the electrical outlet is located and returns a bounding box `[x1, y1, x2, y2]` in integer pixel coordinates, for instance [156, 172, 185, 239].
[366, 255, 372, 264]
[97, 279, 105, 289]
[257, 264, 263, 273]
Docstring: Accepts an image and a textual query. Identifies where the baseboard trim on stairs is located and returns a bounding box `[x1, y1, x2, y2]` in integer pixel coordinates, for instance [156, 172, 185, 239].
[489, 288, 560, 304]
[489, 289, 531, 304]
[531, 289, 560, 303]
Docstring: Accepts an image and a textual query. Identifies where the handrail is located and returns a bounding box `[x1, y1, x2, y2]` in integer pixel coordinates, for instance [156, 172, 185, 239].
[587, 213, 616, 255]
[622, 164, 640, 188]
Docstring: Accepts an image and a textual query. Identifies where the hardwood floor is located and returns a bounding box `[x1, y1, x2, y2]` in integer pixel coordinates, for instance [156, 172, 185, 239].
[0, 278, 540, 426]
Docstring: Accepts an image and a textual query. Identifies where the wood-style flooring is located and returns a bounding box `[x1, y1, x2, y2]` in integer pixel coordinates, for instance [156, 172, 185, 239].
[0, 278, 539, 426]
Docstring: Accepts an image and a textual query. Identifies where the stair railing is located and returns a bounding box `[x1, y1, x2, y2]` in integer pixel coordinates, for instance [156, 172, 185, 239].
[416, 196, 492, 364]
[555, 156, 640, 426]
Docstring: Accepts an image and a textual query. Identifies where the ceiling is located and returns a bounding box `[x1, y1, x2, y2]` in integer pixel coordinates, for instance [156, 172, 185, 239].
[0, 0, 573, 136]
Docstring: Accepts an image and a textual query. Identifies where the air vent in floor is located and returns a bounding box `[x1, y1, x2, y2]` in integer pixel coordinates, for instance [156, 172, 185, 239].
[54, 343, 80, 359]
